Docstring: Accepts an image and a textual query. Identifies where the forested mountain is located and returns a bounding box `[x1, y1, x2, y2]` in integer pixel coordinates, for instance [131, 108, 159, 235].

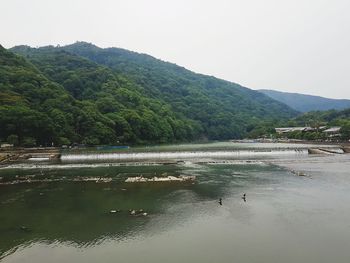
[60, 42, 297, 136]
[1, 46, 198, 146]
[259, 89, 350, 112]
[1, 42, 297, 146]
[0, 45, 123, 146]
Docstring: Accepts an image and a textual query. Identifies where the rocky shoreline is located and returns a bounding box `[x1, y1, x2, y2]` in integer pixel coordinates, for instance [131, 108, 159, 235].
[0, 147, 61, 164]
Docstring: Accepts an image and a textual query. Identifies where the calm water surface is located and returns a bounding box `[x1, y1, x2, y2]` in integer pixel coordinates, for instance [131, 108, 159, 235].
[1, 142, 350, 263]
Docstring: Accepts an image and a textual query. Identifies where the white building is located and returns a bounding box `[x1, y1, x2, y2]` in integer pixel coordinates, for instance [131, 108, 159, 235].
[275, 127, 315, 134]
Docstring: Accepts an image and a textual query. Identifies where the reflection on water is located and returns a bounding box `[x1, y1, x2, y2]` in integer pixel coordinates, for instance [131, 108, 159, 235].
[1, 143, 350, 263]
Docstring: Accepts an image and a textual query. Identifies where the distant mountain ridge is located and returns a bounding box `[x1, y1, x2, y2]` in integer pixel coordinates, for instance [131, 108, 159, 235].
[259, 89, 350, 112]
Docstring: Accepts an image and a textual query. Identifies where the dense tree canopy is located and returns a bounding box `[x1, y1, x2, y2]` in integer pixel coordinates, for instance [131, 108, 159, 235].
[1, 43, 298, 146]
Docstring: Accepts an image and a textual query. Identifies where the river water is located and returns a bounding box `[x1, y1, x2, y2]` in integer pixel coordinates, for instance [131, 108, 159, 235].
[1, 142, 350, 263]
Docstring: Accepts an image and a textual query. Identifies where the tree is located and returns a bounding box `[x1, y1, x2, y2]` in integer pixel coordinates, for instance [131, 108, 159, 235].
[7, 134, 19, 146]
[22, 137, 36, 147]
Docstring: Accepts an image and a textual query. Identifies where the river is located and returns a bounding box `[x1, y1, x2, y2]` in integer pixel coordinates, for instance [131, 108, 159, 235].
[1, 142, 349, 263]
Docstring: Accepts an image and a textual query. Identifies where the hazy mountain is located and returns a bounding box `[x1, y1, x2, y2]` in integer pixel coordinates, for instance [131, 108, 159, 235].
[259, 89, 350, 112]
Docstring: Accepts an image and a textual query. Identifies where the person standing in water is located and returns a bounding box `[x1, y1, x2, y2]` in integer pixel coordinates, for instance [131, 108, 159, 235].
[219, 198, 222, 205]
[242, 193, 246, 202]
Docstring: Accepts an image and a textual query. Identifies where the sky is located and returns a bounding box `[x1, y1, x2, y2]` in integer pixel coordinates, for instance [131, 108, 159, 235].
[1, 0, 349, 99]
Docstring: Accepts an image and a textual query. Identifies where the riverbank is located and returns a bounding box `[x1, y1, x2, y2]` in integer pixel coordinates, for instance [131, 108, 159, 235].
[0, 147, 61, 164]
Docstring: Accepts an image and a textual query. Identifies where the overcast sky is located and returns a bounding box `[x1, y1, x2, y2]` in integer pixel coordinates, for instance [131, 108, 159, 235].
[1, 0, 349, 99]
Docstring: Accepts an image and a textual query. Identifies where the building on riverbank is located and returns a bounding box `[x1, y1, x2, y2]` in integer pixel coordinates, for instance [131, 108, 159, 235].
[275, 127, 316, 134]
[323, 127, 342, 138]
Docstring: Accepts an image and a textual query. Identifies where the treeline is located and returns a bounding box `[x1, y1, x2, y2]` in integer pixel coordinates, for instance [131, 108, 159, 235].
[247, 108, 350, 141]
[289, 109, 350, 140]
[1, 42, 297, 147]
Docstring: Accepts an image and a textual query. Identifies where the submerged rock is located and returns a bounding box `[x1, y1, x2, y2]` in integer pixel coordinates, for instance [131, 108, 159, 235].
[129, 209, 148, 216]
[290, 170, 309, 177]
[19, 226, 30, 232]
[129, 209, 136, 215]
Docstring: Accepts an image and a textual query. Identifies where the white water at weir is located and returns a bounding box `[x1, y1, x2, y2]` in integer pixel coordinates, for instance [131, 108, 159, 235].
[61, 149, 307, 161]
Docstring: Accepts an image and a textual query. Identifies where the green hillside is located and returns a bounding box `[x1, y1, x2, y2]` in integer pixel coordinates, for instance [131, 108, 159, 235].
[1, 46, 198, 146]
[260, 89, 350, 112]
[1, 42, 298, 146]
[60, 42, 297, 137]
[291, 108, 350, 128]
[0, 45, 122, 146]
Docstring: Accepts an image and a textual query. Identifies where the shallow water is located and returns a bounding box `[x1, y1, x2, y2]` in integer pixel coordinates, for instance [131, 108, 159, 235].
[1, 143, 350, 263]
